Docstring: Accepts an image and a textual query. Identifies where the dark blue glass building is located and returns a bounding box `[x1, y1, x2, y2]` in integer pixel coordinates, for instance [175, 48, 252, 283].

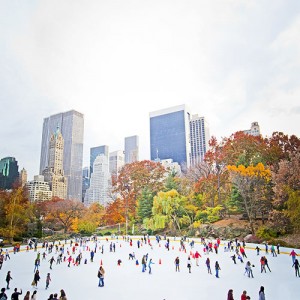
[150, 105, 191, 169]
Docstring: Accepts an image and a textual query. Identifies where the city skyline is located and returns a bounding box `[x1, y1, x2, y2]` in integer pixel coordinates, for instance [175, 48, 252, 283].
[1, 1, 299, 179]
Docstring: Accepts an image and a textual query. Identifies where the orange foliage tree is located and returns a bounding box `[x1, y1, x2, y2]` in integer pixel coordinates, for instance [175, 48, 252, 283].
[39, 197, 85, 233]
[111, 160, 167, 221]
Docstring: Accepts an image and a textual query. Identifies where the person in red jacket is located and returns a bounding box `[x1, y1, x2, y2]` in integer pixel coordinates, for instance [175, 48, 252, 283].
[194, 251, 201, 266]
[227, 289, 234, 300]
[241, 290, 247, 300]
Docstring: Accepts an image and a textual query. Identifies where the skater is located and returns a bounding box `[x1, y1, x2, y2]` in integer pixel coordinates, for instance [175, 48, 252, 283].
[260, 257, 266, 273]
[227, 289, 234, 300]
[270, 245, 277, 257]
[31, 290, 37, 300]
[175, 257, 180, 272]
[128, 252, 135, 260]
[142, 255, 147, 272]
[264, 257, 271, 272]
[245, 261, 254, 278]
[46, 273, 51, 289]
[258, 286, 265, 300]
[5, 271, 12, 289]
[0, 288, 7, 300]
[241, 290, 248, 300]
[90, 250, 94, 262]
[98, 266, 105, 287]
[205, 257, 212, 274]
[215, 261, 221, 278]
[23, 291, 30, 300]
[231, 254, 236, 264]
[0, 254, 4, 270]
[292, 258, 300, 277]
[59, 289, 67, 300]
[11, 288, 22, 300]
[187, 256, 192, 273]
[240, 247, 247, 258]
[148, 258, 154, 274]
[32, 270, 40, 288]
[49, 257, 55, 269]
[277, 243, 280, 254]
[255, 246, 260, 255]
[290, 250, 297, 264]
[33, 259, 39, 273]
[194, 251, 201, 266]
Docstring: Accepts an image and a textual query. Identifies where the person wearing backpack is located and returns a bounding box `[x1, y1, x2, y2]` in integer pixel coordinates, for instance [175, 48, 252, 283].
[0, 288, 8, 300]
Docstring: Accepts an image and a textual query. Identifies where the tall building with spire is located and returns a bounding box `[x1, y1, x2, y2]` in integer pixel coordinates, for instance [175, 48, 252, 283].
[42, 126, 67, 199]
[39, 110, 84, 201]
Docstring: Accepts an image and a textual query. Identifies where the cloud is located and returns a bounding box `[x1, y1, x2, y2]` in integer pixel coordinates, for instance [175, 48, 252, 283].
[0, 0, 299, 178]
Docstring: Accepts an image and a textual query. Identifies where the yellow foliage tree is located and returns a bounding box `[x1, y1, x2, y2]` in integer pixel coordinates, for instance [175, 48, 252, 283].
[227, 163, 271, 233]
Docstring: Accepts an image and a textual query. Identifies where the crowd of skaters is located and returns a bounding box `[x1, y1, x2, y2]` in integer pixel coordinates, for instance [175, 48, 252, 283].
[0, 234, 299, 299]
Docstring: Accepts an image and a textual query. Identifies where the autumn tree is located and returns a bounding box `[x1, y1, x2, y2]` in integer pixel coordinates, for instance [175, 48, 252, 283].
[103, 199, 125, 226]
[112, 160, 167, 221]
[77, 203, 105, 234]
[0, 185, 33, 242]
[40, 198, 84, 233]
[144, 190, 189, 233]
[227, 163, 272, 233]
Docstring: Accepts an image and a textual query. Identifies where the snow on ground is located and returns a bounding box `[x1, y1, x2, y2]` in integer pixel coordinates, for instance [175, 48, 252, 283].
[0, 236, 299, 300]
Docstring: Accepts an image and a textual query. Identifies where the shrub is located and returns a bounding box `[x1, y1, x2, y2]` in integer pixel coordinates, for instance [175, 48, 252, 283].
[256, 226, 277, 240]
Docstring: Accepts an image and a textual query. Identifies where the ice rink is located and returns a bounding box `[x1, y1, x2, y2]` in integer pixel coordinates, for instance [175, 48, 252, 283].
[0, 236, 299, 299]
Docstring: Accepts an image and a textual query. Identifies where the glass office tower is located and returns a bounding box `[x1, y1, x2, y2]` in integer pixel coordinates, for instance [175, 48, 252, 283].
[39, 110, 84, 201]
[90, 145, 109, 175]
[149, 105, 191, 170]
[124, 135, 139, 164]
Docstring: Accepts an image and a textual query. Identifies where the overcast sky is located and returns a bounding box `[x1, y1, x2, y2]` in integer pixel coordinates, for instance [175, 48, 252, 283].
[1, 0, 299, 180]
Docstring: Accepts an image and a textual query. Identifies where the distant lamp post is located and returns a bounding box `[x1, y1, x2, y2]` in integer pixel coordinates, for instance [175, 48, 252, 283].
[124, 184, 130, 237]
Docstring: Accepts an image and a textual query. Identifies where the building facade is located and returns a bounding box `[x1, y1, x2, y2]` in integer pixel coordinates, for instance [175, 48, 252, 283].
[109, 150, 125, 176]
[90, 145, 109, 175]
[26, 175, 52, 202]
[39, 110, 84, 201]
[84, 154, 111, 206]
[42, 127, 67, 199]
[0, 157, 19, 189]
[124, 135, 139, 164]
[150, 105, 191, 170]
[190, 114, 210, 166]
[19, 168, 27, 187]
[243, 122, 261, 136]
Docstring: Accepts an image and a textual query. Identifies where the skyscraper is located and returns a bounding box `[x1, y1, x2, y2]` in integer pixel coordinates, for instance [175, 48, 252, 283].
[84, 154, 110, 206]
[150, 104, 191, 170]
[0, 157, 19, 189]
[42, 126, 67, 199]
[109, 150, 125, 175]
[190, 114, 210, 166]
[124, 136, 139, 164]
[90, 145, 109, 175]
[39, 110, 84, 201]
[19, 168, 27, 187]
